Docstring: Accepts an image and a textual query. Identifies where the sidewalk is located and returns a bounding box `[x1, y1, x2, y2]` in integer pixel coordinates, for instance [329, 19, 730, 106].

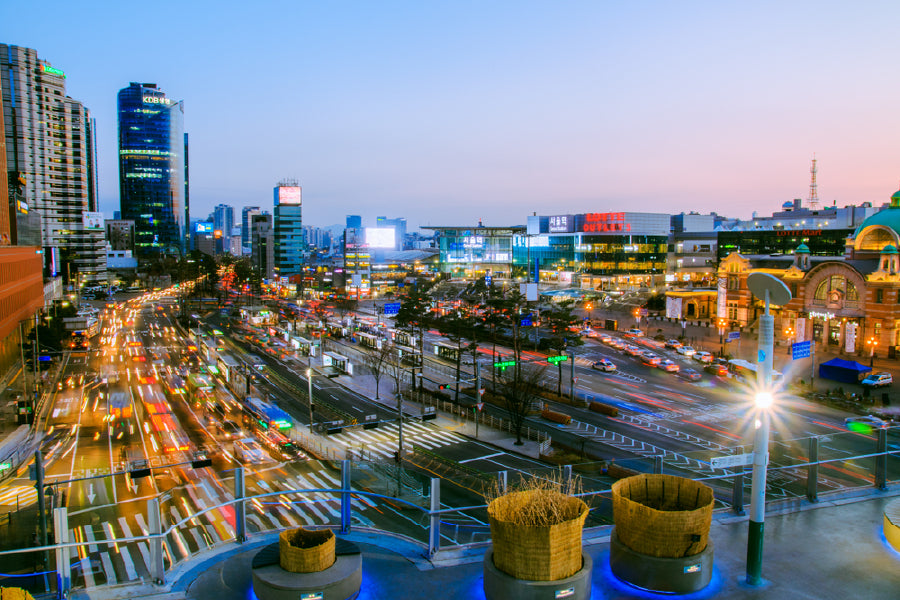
[70, 485, 900, 600]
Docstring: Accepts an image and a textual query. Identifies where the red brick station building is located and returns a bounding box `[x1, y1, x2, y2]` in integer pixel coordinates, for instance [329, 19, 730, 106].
[719, 189, 900, 360]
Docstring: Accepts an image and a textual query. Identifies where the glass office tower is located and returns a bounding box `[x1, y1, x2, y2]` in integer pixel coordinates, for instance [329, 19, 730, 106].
[273, 181, 304, 278]
[118, 82, 187, 257]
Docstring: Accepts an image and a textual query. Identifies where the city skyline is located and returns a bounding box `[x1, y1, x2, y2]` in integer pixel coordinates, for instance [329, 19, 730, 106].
[5, 1, 900, 230]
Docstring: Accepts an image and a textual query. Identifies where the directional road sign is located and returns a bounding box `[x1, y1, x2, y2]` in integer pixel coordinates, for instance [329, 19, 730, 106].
[791, 340, 811, 360]
[383, 302, 401, 316]
[726, 331, 741, 342]
[710, 453, 755, 469]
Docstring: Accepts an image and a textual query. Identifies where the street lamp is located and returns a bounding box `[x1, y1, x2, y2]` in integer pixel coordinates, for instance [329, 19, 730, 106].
[867, 336, 878, 367]
[718, 318, 728, 355]
[585, 302, 593, 327]
[306, 365, 314, 434]
[745, 272, 791, 587]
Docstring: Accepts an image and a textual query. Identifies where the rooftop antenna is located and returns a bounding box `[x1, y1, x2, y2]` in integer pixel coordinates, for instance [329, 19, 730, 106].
[807, 155, 820, 210]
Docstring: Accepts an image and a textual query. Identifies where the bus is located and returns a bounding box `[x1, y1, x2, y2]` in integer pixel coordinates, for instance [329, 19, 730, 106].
[727, 359, 785, 387]
[187, 373, 214, 395]
[141, 388, 191, 454]
[241, 397, 292, 433]
[70, 331, 90, 351]
[108, 385, 133, 421]
[217, 352, 241, 384]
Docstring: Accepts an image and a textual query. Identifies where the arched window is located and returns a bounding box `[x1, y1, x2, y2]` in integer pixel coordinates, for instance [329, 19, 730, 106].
[814, 275, 859, 301]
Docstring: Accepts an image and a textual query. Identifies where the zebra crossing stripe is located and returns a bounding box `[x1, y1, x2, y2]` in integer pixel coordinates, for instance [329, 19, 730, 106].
[99, 551, 117, 585]
[79, 556, 95, 588]
[82, 524, 99, 553]
[0, 486, 37, 507]
[188, 528, 206, 552]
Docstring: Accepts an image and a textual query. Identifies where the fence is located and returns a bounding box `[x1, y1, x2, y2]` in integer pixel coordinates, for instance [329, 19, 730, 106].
[2, 426, 897, 597]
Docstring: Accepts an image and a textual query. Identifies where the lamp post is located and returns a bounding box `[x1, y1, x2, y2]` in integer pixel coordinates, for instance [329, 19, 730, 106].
[306, 363, 314, 434]
[585, 302, 593, 328]
[745, 273, 791, 586]
[718, 318, 727, 355]
[784, 326, 795, 354]
[867, 336, 878, 368]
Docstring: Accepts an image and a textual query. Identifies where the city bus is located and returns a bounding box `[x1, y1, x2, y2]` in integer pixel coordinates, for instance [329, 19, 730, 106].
[241, 397, 292, 433]
[728, 359, 785, 387]
[187, 373, 214, 395]
[141, 388, 191, 454]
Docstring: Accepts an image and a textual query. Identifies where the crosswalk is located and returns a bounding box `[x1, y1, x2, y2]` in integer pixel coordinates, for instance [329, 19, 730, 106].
[64, 465, 376, 588]
[0, 485, 37, 508]
[328, 420, 465, 459]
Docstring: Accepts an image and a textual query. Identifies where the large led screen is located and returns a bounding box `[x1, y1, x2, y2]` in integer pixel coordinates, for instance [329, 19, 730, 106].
[365, 227, 396, 248]
[278, 186, 302, 205]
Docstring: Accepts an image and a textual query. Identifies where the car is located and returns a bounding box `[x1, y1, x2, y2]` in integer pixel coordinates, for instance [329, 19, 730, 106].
[624, 345, 643, 357]
[624, 328, 644, 338]
[221, 420, 240, 438]
[592, 359, 617, 372]
[659, 359, 680, 372]
[597, 333, 612, 344]
[609, 338, 625, 350]
[693, 351, 713, 364]
[640, 352, 661, 366]
[664, 339, 683, 349]
[705, 363, 728, 377]
[676, 345, 696, 357]
[680, 368, 702, 381]
[844, 415, 887, 429]
[861, 372, 892, 388]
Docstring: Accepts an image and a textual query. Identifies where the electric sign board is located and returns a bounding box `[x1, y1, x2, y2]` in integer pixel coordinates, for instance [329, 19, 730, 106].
[365, 227, 395, 248]
[83, 212, 104, 229]
[277, 186, 302, 205]
[548, 215, 574, 233]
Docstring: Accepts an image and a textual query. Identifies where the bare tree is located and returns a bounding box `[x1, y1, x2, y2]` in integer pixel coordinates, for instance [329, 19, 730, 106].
[499, 362, 548, 446]
[359, 340, 394, 400]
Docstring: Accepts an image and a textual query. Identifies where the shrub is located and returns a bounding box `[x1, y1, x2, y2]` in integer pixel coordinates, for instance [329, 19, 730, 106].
[542, 409, 572, 424]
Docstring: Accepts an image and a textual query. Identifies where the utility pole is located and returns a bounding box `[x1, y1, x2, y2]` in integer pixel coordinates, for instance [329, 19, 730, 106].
[35, 450, 48, 561]
[306, 359, 314, 434]
[570, 351, 576, 402]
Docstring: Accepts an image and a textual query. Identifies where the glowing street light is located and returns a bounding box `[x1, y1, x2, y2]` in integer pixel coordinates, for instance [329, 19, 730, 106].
[867, 336, 878, 368]
[745, 273, 791, 586]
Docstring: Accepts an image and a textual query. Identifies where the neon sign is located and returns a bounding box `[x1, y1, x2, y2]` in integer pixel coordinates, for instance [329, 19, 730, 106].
[809, 311, 835, 320]
[582, 212, 631, 233]
[40, 64, 65, 78]
[142, 96, 173, 105]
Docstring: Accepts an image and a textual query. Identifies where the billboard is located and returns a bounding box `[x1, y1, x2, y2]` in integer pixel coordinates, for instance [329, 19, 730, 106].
[195, 222, 213, 233]
[548, 215, 574, 233]
[277, 186, 302, 205]
[365, 227, 395, 248]
[83, 212, 104, 230]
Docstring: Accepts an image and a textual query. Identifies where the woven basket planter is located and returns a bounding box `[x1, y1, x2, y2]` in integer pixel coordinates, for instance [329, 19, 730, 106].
[488, 489, 588, 581]
[279, 528, 336, 573]
[612, 473, 713, 558]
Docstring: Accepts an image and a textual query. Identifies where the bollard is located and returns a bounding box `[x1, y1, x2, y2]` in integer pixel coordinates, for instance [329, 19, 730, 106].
[731, 470, 745, 515]
[875, 427, 888, 491]
[498, 470, 507, 495]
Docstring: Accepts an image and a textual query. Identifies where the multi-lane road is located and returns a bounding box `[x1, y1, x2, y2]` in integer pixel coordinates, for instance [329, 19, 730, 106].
[0, 291, 896, 589]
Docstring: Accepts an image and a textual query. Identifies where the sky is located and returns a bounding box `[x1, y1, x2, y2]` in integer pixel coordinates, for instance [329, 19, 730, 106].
[5, 1, 900, 231]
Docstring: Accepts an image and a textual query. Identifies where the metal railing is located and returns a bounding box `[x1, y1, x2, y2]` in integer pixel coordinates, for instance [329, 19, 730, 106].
[0, 427, 897, 597]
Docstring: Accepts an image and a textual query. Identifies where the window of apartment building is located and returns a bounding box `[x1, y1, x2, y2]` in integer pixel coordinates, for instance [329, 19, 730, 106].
[876, 289, 884, 303]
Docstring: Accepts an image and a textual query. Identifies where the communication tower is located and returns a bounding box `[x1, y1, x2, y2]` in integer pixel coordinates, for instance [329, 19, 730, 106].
[807, 155, 820, 210]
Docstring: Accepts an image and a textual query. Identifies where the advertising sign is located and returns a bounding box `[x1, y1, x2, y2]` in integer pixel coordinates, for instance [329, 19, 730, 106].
[277, 186, 302, 205]
[195, 222, 213, 233]
[580, 212, 631, 233]
[83, 212, 104, 229]
[365, 227, 395, 248]
[717, 277, 727, 319]
[548, 215, 574, 233]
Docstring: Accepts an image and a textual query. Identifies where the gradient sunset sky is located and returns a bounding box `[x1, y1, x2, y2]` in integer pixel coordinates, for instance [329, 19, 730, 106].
[5, 1, 900, 230]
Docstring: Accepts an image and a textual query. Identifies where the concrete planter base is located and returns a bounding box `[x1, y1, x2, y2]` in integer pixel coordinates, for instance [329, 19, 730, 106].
[252, 541, 362, 600]
[609, 527, 713, 594]
[483, 547, 592, 600]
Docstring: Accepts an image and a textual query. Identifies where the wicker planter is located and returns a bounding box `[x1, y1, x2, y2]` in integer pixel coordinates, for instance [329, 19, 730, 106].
[612, 473, 713, 558]
[488, 489, 588, 581]
[279, 528, 335, 573]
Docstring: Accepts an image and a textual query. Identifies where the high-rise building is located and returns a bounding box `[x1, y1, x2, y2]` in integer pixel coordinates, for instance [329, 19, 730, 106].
[273, 180, 304, 279]
[346, 215, 362, 229]
[105, 219, 135, 252]
[242, 206, 261, 252]
[213, 204, 234, 238]
[375, 216, 407, 251]
[1, 44, 106, 283]
[251, 213, 275, 280]
[117, 82, 188, 257]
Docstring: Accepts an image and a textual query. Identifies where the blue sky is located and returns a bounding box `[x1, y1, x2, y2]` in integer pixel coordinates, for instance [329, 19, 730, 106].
[5, 1, 900, 230]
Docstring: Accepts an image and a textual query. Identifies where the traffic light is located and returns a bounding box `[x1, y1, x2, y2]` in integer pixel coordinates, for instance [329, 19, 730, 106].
[438, 384, 448, 390]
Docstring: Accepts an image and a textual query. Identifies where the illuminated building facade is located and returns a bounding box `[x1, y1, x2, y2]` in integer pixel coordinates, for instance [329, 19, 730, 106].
[273, 181, 304, 279]
[118, 82, 187, 257]
[1, 44, 106, 283]
[425, 224, 525, 280]
[720, 189, 900, 359]
[520, 212, 669, 289]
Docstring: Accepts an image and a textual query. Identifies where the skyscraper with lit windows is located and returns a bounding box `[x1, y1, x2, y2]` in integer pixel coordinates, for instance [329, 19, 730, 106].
[273, 180, 304, 281]
[117, 82, 188, 257]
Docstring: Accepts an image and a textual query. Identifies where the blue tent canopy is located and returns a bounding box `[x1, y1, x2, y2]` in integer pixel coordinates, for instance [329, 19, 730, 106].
[818, 358, 872, 384]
